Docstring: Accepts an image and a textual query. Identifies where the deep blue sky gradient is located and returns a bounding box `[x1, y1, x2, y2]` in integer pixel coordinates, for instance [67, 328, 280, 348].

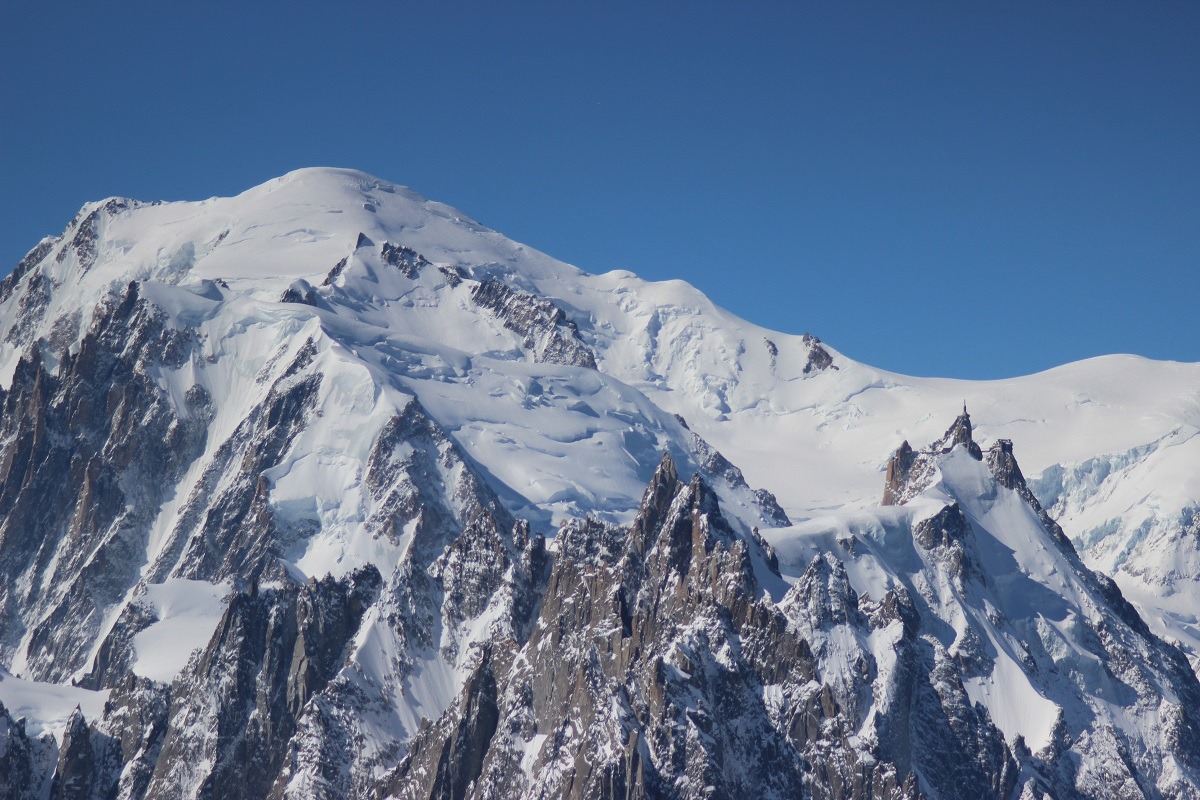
[2, 2, 1198, 378]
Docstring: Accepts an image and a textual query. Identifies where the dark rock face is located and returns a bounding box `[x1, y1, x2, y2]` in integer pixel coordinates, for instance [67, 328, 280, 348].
[22, 570, 383, 800]
[99, 677, 171, 800]
[381, 243, 432, 279]
[470, 279, 598, 368]
[48, 708, 103, 800]
[882, 440, 917, 506]
[941, 411, 983, 459]
[54, 199, 135, 274]
[985, 438, 1023, 490]
[324, 256, 350, 286]
[385, 649, 503, 800]
[912, 501, 978, 581]
[0, 702, 57, 800]
[912, 501, 970, 550]
[763, 337, 779, 369]
[4, 264, 54, 347]
[801, 333, 836, 374]
[0, 237, 58, 308]
[281, 279, 320, 306]
[0, 283, 210, 681]
[437, 265, 465, 288]
[167, 354, 321, 584]
[137, 568, 380, 800]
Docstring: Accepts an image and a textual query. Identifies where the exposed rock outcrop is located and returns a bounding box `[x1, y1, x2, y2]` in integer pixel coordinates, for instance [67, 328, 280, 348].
[380, 243, 432, 279]
[883, 408, 982, 505]
[380, 455, 1027, 799]
[138, 568, 380, 800]
[470, 278, 598, 368]
[0, 701, 58, 800]
[0, 282, 210, 681]
[801, 333, 836, 374]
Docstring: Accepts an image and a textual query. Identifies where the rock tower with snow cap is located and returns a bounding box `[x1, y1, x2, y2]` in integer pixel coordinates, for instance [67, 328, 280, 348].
[883, 406, 984, 505]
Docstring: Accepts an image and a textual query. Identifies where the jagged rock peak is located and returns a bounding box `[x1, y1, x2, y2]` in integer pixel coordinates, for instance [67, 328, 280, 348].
[881, 440, 916, 506]
[881, 413, 1082, 554]
[985, 438, 1024, 490]
[382, 449, 849, 800]
[49, 706, 97, 800]
[881, 409, 989, 505]
[380, 242, 431, 279]
[985, 438, 1080, 555]
[468, 277, 599, 368]
[644, 451, 681, 508]
[931, 403, 982, 459]
[801, 332, 837, 374]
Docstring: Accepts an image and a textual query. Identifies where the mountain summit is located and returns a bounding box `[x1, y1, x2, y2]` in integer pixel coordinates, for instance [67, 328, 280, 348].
[1, 170, 1199, 799]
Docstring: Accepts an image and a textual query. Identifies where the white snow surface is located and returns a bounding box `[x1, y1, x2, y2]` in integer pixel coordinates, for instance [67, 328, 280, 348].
[3, 166, 1199, 742]
[130, 580, 229, 683]
[0, 668, 108, 739]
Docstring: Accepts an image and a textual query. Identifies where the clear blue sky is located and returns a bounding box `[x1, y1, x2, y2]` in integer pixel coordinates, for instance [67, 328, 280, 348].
[3, 2, 1198, 378]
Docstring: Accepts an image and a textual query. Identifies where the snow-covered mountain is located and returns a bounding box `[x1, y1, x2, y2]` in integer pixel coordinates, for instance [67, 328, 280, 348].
[0, 168, 1198, 799]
